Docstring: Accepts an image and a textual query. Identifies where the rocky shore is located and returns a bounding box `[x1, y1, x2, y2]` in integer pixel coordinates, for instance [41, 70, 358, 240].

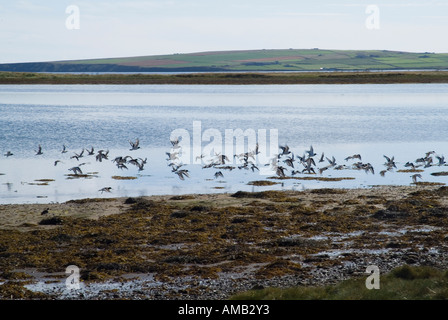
[1, 185, 447, 299]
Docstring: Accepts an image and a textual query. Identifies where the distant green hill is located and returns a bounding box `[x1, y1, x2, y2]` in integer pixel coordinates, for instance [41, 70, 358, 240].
[2, 49, 448, 72]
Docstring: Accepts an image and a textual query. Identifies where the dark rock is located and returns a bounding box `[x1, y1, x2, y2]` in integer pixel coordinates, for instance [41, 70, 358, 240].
[251, 284, 265, 290]
[124, 197, 137, 204]
[372, 210, 409, 219]
[170, 211, 188, 218]
[190, 205, 210, 212]
[231, 218, 247, 224]
[96, 262, 123, 271]
[39, 217, 64, 225]
[386, 241, 403, 248]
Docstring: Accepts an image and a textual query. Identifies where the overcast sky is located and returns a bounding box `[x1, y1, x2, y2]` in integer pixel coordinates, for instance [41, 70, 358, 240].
[1, 0, 447, 63]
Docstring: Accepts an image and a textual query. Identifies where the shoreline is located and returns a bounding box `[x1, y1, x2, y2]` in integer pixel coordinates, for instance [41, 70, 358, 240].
[1, 184, 448, 299]
[2, 70, 448, 85]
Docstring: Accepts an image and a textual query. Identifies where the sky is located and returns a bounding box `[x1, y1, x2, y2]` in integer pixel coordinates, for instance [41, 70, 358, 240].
[1, 0, 447, 63]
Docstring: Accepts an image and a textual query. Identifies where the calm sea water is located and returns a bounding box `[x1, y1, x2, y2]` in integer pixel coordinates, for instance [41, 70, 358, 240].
[1, 83, 448, 204]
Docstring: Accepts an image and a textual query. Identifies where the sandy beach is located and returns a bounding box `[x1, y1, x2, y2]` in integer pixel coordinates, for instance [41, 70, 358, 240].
[1, 184, 447, 299]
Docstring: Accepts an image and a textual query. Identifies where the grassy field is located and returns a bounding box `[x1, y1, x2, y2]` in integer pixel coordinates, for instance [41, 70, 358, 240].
[231, 265, 448, 300]
[45, 49, 448, 71]
[2, 70, 448, 85]
[1, 49, 448, 73]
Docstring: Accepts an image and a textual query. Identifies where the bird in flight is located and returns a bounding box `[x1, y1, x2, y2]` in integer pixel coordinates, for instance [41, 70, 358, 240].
[279, 145, 291, 156]
[306, 145, 317, 157]
[130, 138, 140, 151]
[411, 174, 422, 184]
[87, 147, 95, 156]
[35, 144, 43, 155]
[99, 187, 112, 193]
[175, 169, 190, 180]
[214, 171, 224, 179]
[69, 166, 83, 175]
[345, 154, 361, 161]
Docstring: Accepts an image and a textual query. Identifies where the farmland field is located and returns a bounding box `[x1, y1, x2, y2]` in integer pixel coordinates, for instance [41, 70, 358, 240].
[1, 49, 448, 73]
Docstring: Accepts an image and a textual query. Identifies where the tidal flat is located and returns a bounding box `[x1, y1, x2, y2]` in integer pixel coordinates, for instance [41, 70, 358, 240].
[0, 184, 447, 299]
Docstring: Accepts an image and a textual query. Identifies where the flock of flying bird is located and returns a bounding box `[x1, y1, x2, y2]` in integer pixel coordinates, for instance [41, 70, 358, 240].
[164, 140, 446, 185]
[2, 139, 447, 194]
[265, 145, 446, 184]
[2, 139, 146, 194]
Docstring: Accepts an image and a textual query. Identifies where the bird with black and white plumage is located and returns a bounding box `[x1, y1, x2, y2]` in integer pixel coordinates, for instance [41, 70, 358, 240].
[96, 150, 109, 162]
[86, 146, 95, 156]
[137, 158, 147, 171]
[345, 154, 361, 162]
[170, 137, 181, 149]
[404, 162, 416, 169]
[326, 156, 337, 167]
[411, 173, 422, 184]
[68, 166, 83, 175]
[424, 157, 433, 168]
[283, 154, 295, 168]
[127, 157, 141, 167]
[279, 145, 291, 156]
[436, 155, 446, 166]
[129, 138, 140, 151]
[71, 149, 84, 161]
[215, 153, 230, 165]
[363, 163, 375, 175]
[319, 165, 331, 175]
[35, 144, 43, 155]
[319, 152, 325, 163]
[383, 155, 396, 169]
[276, 166, 287, 178]
[304, 156, 316, 168]
[425, 151, 436, 158]
[306, 145, 317, 158]
[99, 187, 112, 193]
[113, 156, 129, 166]
[302, 164, 315, 174]
[214, 171, 224, 179]
[166, 150, 179, 161]
[117, 163, 128, 170]
[175, 169, 190, 180]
